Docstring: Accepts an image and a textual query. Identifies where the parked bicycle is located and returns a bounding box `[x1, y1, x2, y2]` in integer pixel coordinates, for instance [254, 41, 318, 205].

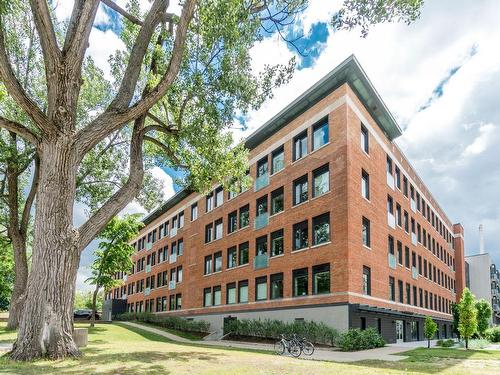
[274, 334, 302, 357]
[293, 334, 315, 356]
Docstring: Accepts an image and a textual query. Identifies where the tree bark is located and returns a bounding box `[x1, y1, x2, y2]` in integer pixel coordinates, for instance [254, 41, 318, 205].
[9, 138, 81, 360]
[6, 238, 28, 330]
[90, 285, 99, 328]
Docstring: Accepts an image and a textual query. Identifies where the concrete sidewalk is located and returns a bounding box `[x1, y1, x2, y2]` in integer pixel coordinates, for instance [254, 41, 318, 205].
[120, 321, 410, 362]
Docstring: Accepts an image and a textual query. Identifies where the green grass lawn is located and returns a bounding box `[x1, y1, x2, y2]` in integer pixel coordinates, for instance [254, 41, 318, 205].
[1, 322, 500, 374]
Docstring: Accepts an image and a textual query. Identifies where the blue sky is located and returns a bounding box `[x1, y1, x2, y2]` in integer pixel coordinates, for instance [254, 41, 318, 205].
[63, 0, 500, 291]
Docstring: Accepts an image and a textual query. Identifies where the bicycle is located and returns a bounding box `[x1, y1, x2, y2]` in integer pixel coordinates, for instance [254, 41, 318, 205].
[274, 334, 302, 357]
[293, 334, 315, 356]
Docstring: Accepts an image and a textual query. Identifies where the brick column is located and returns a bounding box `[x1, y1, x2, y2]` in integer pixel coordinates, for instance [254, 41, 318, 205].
[453, 223, 466, 302]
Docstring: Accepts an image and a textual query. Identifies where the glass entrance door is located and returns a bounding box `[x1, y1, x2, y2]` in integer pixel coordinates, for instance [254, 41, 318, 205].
[396, 320, 404, 344]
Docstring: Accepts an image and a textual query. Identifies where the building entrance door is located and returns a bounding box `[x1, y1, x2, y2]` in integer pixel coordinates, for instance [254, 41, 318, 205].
[395, 320, 404, 344]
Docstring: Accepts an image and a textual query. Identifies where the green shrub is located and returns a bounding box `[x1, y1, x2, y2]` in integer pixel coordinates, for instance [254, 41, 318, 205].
[485, 326, 500, 343]
[115, 312, 210, 333]
[336, 328, 385, 351]
[458, 338, 489, 349]
[436, 339, 443, 346]
[436, 339, 454, 347]
[223, 318, 339, 346]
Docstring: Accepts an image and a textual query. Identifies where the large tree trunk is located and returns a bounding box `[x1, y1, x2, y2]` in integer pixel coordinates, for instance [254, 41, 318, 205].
[6, 237, 28, 330]
[10, 138, 81, 360]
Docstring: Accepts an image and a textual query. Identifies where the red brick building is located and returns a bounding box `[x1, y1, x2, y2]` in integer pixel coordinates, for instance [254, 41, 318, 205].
[105, 55, 465, 344]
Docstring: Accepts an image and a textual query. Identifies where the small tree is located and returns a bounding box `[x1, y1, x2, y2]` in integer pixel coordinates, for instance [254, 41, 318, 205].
[86, 215, 143, 327]
[451, 303, 460, 339]
[458, 288, 478, 349]
[424, 316, 438, 348]
[475, 299, 493, 337]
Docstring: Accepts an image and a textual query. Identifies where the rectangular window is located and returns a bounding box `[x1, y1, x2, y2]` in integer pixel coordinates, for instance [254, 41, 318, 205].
[178, 212, 184, 228]
[177, 239, 183, 256]
[214, 218, 223, 240]
[271, 146, 285, 174]
[271, 229, 284, 257]
[256, 235, 268, 256]
[270, 187, 284, 215]
[256, 157, 268, 178]
[406, 283, 411, 305]
[206, 192, 213, 212]
[362, 217, 371, 248]
[387, 156, 393, 175]
[255, 276, 267, 301]
[204, 287, 212, 307]
[361, 170, 370, 200]
[270, 273, 284, 300]
[228, 211, 237, 233]
[363, 266, 371, 295]
[389, 277, 395, 301]
[293, 268, 308, 297]
[312, 164, 329, 197]
[413, 286, 418, 306]
[403, 176, 408, 197]
[396, 204, 402, 226]
[387, 195, 394, 214]
[227, 246, 237, 268]
[215, 187, 224, 208]
[169, 295, 175, 310]
[239, 204, 249, 228]
[213, 285, 221, 306]
[404, 211, 409, 232]
[395, 166, 401, 189]
[238, 242, 249, 265]
[293, 175, 308, 205]
[293, 220, 308, 250]
[214, 251, 222, 272]
[398, 280, 404, 303]
[405, 246, 410, 268]
[312, 119, 329, 150]
[256, 195, 268, 216]
[360, 124, 369, 153]
[205, 223, 213, 243]
[238, 280, 248, 303]
[191, 203, 198, 221]
[313, 263, 330, 294]
[204, 255, 212, 275]
[226, 283, 236, 304]
[313, 213, 330, 245]
[293, 131, 308, 161]
[397, 241, 403, 265]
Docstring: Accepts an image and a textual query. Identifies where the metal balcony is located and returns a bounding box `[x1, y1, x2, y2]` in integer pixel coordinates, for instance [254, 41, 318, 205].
[411, 233, 417, 246]
[388, 253, 396, 270]
[169, 253, 177, 264]
[412, 266, 418, 280]
[387, 213, 396, 229]
[254, 254, 269, 270]
[254, 173, 269, 192]
[144, 287, 151, 296]
[169, 280, 176, 290]
[254, 213, 269, 230]
[386, 172, 395, 189]
[410, 199, 416, 212]
[145, 242, 152, 250]
[145, 264, 151, 273]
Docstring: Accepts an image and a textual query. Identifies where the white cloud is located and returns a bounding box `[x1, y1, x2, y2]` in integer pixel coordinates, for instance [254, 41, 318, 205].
[462, 123, 496, 157]
[86, 28, 126, 80]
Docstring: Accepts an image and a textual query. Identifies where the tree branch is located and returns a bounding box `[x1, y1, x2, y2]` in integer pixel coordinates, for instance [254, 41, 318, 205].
[101, 0, 144, 26]
[0, 21, 51, 134]
[0, 117, 39, 145]
[75, 0, 197, 160]
[20, 154, 39, 234]
[77, 122, 145, 251]
[143, 135, 185, 167]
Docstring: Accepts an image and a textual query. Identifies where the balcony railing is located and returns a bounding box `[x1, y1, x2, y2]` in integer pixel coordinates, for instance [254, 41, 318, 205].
[145, 264, 151, 273]
[170, 227, 177, 238]
[145, 242, 152, 250]
[410, 199, 416, 212]
[386, 172, 395, 189]
[144, 287, 151, 296]
[254, 254, 269, 270]
[254, 173, 269, 192]
[411, 232, 417, 246]
[169, 280, 176, 290]
[254, 213, 269, 230]
[412, 266, 418, 280]
[388, 253, 396, 270]
[169, 253, 177, 264]
[387, 213, 396, 229]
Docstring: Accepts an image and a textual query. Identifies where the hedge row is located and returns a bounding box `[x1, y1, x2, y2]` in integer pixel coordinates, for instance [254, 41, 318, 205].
[485, 326, 500, 343]
[116, 312, 210, 333]
[336, 328, 385, 351]
[223, 318, 339, 346]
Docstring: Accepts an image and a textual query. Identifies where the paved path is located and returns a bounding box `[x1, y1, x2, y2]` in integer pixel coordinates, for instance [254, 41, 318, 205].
[0, 343, 12, 352]
[120, 321, 410, 362]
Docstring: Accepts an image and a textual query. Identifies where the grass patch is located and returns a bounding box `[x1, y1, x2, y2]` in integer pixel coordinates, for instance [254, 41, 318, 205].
[398, 347, 500, 361]
[134, 321, 206, 341]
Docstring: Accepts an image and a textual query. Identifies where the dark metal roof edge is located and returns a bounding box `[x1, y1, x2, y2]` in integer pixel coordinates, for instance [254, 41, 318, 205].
[142, 188, 193, 226]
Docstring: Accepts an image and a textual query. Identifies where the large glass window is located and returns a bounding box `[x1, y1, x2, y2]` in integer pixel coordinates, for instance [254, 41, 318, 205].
[313, 164, 329, 198]
[293, 175, 308, 205]
[360, 124, 369, 153]
[293, 131, 308, 161]
[177, 239, 183, 256]
[191, 203, 198, 221]
[363, 266, 371, 295]
[271, 146, 285, 174]
[293, 268, 308, 297]
[239, 242, 249, 265]
[206, 192, 213, 212]
[362, 217, 370, 248]
[361, 170, 370, 200]
[256, 195, 268, 216]
[389, 276, 395, 301]
[226, 283, 236, 304]
[293, 220, 308, 250]
[256, 235, 267, 256]
[271, 229, 284, 257]
[228, 211, 237, 233]
[239, 205, 249, 228]
[204, 255, 212, 275]
[255, 276, 267, 301]
[214, 251, 222, 272]
[270, 273, 283, 300]
[215, 187, 223, 208]
[213, 285, 221, 306]
[312, 120, 328, 150]
[270, 187, 284, 215]
[313, 263, 330, 294]
[203, 287, 212, 307]
[214, 218, 223, 240]
[205, 223, 213, 243]
[238, 280, 248, 303]
[313, 213, 330, 245]
[227, 246, 237, 268]
[178, 212, 184, 228]
[256, 157, 268, 178]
